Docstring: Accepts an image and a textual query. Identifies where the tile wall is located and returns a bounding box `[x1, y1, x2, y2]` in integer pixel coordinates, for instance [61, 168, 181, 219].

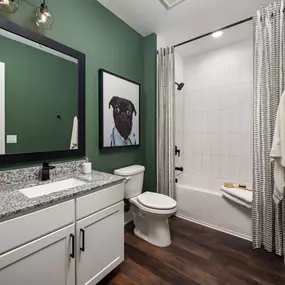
[181, 40, 253, 192]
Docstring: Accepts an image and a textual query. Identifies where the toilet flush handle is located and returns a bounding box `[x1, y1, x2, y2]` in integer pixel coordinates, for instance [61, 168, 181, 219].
[125, 177, 131, 183]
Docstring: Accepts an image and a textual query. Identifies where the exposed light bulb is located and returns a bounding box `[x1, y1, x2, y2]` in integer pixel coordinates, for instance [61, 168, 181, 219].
[35, 1, 53, 30]
[212, 31, 223, 38]
[39, 12, 47, 23]
[0, 0, 19, 13]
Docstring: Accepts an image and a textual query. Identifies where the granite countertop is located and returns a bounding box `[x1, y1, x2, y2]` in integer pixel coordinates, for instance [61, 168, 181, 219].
[0, 170, 125, 222]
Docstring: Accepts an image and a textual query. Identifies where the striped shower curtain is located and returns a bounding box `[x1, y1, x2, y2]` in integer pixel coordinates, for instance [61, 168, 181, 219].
[157, 47, 176, 199]
[253, 1, 285, 258]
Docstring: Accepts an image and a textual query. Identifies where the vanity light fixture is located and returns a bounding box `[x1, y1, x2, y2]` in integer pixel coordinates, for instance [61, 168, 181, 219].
[212, 30, 223, 38]
[35, 0, 53, 30]
[0, 0, 19, 13]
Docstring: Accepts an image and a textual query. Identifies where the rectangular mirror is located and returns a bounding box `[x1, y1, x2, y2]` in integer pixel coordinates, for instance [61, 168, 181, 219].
[0, 19, 85, 165]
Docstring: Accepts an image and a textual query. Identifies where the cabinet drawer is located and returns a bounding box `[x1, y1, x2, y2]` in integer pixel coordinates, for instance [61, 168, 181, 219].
[0, 200, 74, 255]
[76, 183, 124, 220]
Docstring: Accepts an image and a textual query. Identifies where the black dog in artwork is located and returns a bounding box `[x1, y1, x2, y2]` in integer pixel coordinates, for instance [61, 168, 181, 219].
[109, 96, 137, 145]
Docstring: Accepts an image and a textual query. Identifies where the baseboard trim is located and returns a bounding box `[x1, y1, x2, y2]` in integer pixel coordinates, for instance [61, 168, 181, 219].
[175, 214, 252, 242]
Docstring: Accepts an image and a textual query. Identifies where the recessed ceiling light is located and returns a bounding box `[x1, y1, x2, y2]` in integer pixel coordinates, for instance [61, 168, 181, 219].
[159, 0, 186, 10]
[212, 31, 223, 38]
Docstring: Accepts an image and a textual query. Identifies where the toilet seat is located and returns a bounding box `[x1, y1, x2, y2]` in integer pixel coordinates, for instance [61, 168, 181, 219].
[130, 197, 177, 215]
[137, 192, 177, 210]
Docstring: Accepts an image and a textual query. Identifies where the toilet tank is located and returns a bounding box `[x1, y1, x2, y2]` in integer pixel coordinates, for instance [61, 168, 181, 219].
[114, 165, 145, 199]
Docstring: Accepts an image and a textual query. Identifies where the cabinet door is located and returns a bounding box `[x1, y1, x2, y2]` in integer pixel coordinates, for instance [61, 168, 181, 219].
[0, 224, 75, 285]
[76, 202, 124, 285]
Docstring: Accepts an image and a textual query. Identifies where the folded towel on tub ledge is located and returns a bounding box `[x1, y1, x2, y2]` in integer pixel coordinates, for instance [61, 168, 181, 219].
[221, 186, 253, 209]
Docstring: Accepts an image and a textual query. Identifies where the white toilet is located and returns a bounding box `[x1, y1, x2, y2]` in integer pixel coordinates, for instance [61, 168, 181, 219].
[114, 165, 177, 247]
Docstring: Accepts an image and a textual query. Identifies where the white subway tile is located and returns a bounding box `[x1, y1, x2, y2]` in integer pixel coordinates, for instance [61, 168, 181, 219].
[220, 156, 230, 179]
[230, 156, 240, 181]
[211, 155, 220, 178]
[229, 58, 240, 85]
[194, 154, 202, 175]
[202, 111, 209, 134]
[239, 133, 250, 158]
[210, 90, 219, 110]
[194, 134, 202, 154]
[202, 155, 211, 177]
[210, 134, 220, 155]
[219, 110, 230, 133]
[239, 157, 251, 183]
[210, 111, 219, 133]
[230, 109, 240, 133]
[202, 133, 210, 154]
[218, 87, 229, 110]
[230, 134, 240, 157]
[219, 134, 230, 156]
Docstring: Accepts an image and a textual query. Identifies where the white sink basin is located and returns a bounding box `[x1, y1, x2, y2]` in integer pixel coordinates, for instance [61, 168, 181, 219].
[19, 178, 87, 198]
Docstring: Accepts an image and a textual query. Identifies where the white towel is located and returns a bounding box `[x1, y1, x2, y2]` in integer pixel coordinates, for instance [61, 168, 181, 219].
[70, 116, 78, 150]
[270, 92, 285, 204]
[221, 186, 253, 204]
[222, 192, 252, 209]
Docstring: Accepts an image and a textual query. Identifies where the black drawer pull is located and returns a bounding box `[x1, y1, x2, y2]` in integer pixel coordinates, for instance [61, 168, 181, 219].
[80, 229, 85, 252]
[70, 234, 75, 258]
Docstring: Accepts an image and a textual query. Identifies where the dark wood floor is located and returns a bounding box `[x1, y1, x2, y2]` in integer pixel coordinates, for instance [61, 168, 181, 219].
[99, 217, 285, 285]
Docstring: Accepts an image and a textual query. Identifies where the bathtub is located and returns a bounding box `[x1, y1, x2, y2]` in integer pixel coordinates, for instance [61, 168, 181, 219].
[175, 174, 252, 241]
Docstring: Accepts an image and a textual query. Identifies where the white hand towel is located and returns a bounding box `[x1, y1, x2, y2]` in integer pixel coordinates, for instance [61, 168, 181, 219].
[70, 116, 78, 150]
[270, 92, 285, 204]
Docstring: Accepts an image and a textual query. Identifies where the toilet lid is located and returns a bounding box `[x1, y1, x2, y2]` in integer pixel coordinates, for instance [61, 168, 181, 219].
[137, 192, 177, 210]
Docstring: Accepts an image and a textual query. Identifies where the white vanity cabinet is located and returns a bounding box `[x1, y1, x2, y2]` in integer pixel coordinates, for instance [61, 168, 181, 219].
[0, 182, 125, 285]
[0, 200, 76, 285]
[75, 183, 125, 285]
[0, 225, 75, 285]
[76, 202, 124, 285]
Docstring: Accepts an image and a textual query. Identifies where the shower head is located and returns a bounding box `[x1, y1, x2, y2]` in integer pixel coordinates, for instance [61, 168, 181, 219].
[175, 82, 185, 91]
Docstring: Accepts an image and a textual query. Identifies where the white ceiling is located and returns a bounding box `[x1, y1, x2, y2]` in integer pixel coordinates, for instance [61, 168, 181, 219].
[97, 0, 273, 46]
[176, 20, 253, 59]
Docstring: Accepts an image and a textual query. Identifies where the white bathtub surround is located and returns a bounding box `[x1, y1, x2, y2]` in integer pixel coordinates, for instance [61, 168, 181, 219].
[253, 2, 285, 259]
[176, 177, 252, 240]
[157, 47, 176, 199]
[174, 32, 254, 241]
[183, 39, 253, 194]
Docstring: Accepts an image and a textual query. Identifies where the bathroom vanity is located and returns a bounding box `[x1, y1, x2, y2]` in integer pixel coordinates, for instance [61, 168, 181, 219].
[0, 166, 125, 285]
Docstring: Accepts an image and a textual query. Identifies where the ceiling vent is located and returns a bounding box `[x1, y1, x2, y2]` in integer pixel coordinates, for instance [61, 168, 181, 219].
[159, 0, 186, 10]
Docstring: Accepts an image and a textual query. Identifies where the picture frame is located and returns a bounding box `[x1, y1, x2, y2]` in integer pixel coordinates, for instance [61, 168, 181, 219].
[99, 69, 140, 149]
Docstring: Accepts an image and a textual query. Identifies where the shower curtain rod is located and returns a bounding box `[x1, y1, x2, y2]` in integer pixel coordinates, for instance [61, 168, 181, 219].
[174, 17, 253, 48]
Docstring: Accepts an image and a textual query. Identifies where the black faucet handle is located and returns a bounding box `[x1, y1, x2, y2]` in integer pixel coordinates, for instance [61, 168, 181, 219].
[42, 162, 56, 169]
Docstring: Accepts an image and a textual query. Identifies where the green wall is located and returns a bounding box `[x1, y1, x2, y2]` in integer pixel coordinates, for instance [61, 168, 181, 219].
[142, 34, 157, 191]
[0, 35, 77, 154]
[0, 0, 157, 190]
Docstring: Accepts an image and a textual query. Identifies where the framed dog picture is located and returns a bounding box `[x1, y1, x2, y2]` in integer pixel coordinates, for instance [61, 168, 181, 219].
[99, 69, 140, 149]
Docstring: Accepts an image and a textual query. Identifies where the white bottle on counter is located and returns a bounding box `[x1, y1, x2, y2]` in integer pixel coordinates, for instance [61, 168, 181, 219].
[82, 157, 92, 174]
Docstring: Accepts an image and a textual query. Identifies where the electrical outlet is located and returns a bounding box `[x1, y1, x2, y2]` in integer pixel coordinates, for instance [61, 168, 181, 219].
[7, 135, 17, 144]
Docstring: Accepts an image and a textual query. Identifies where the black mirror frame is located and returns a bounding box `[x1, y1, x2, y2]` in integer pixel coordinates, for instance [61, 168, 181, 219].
[0, 19, 86, 166]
